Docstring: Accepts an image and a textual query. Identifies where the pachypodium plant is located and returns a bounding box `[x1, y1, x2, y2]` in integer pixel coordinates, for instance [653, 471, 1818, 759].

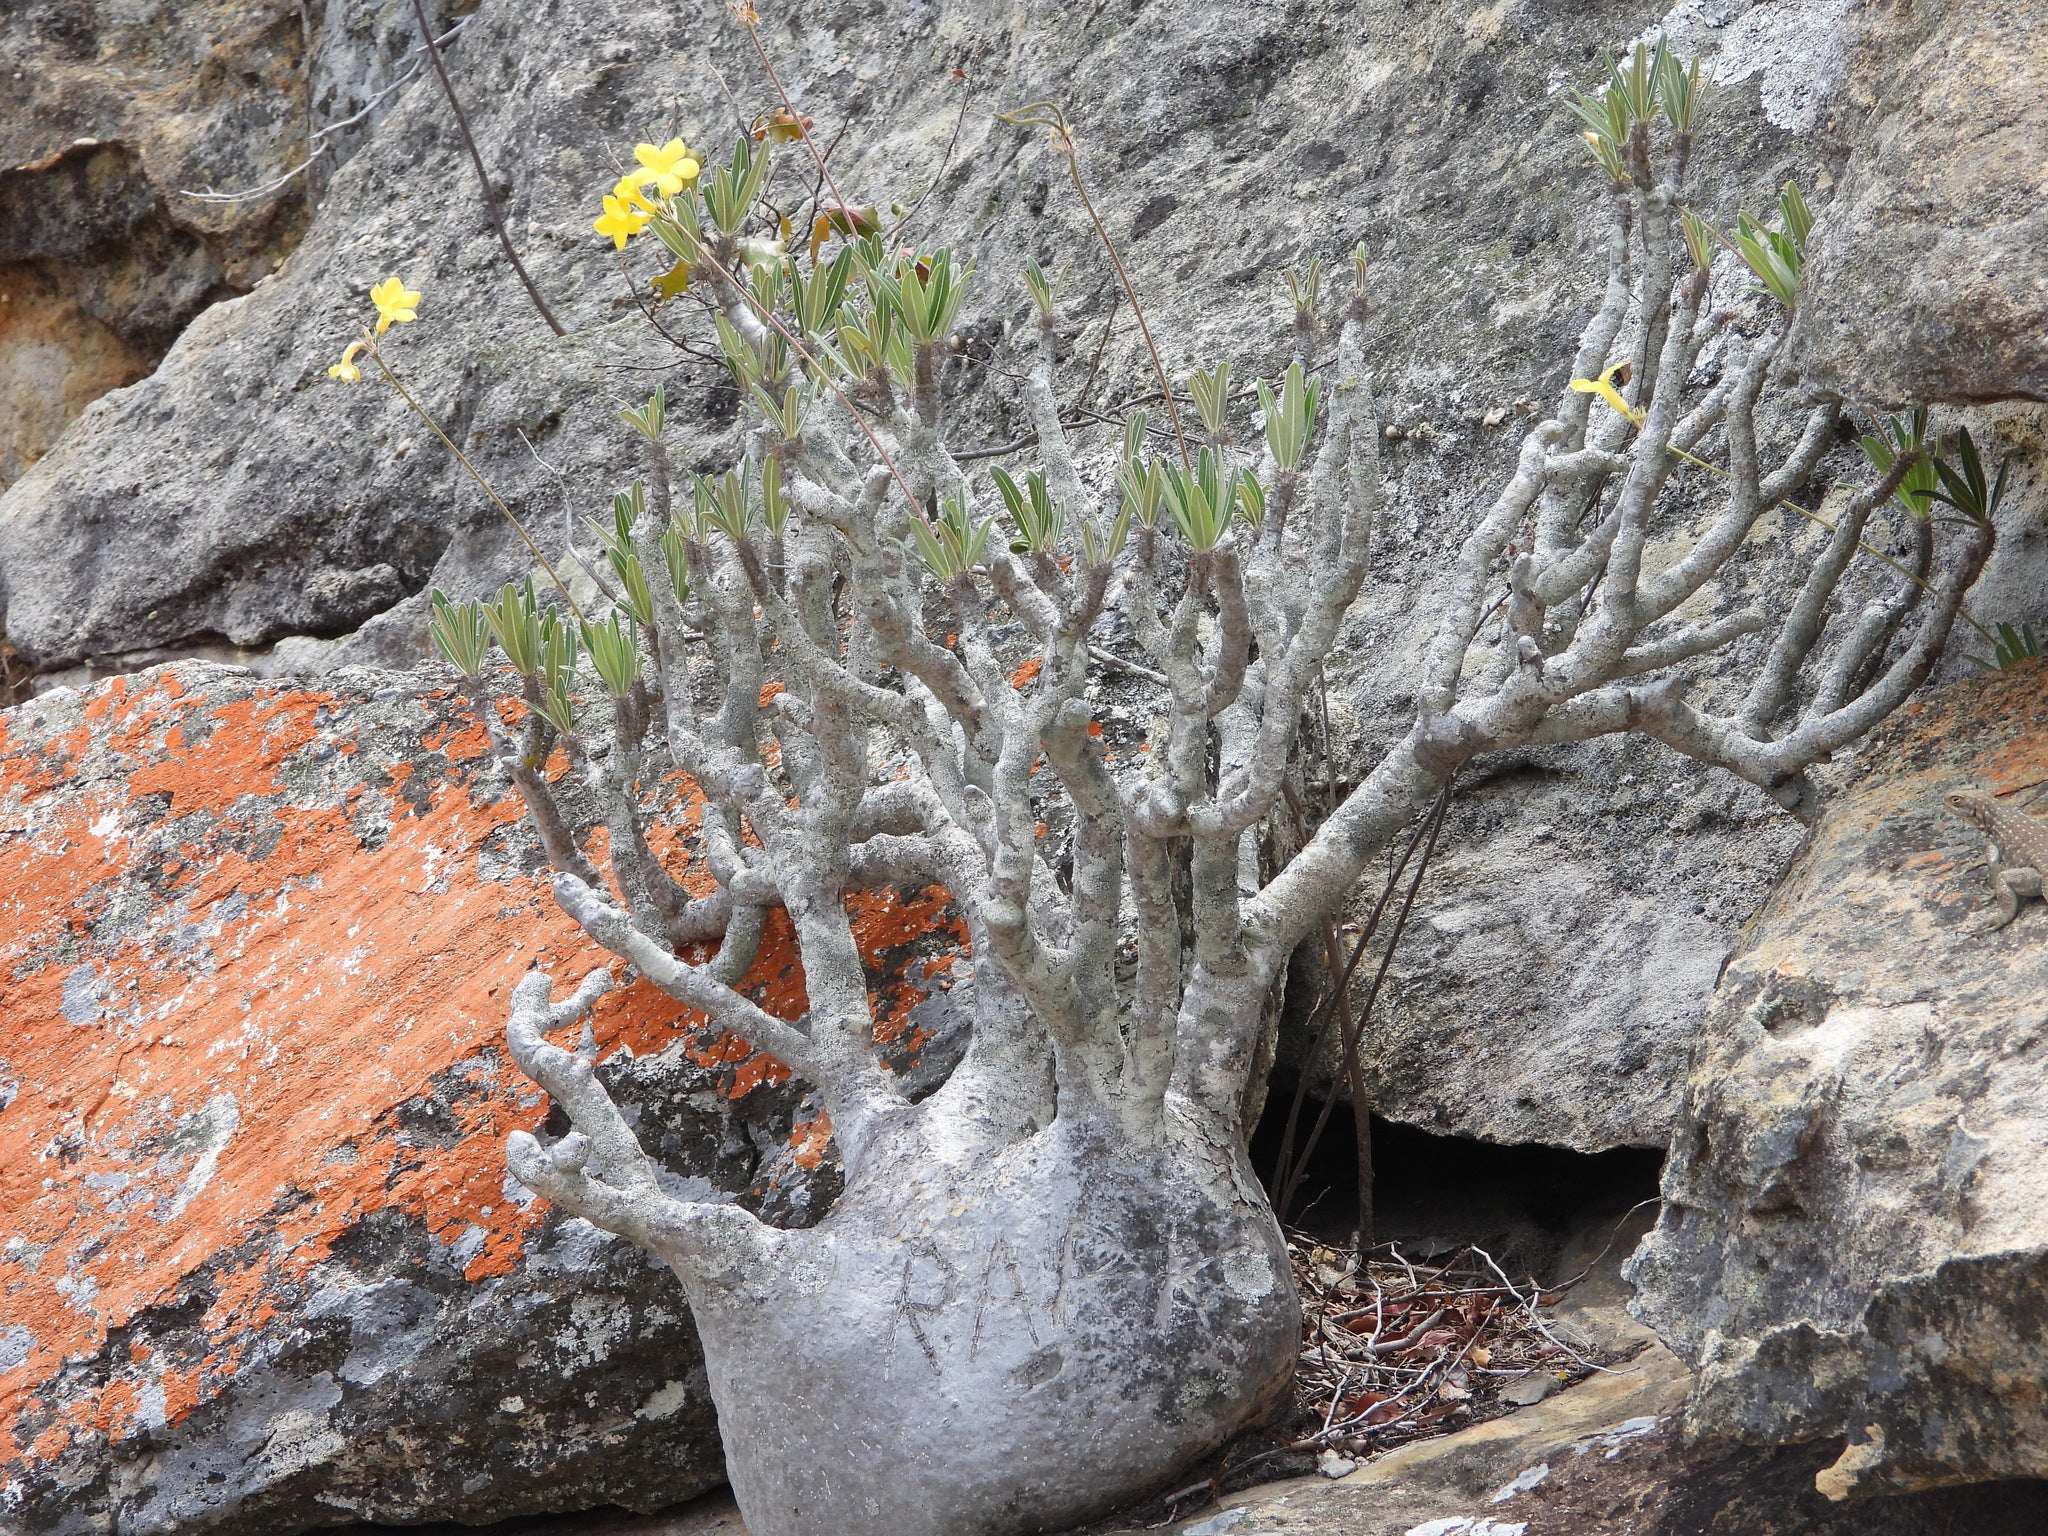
[352, 43, 1997, 1536]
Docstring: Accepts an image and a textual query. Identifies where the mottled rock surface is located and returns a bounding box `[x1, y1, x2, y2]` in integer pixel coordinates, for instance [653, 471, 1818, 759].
[1793, 0, 2048, 406]
[0, 662, 960, 1533]
[0, 0, 1939, 1160]
[6, 0, 2048, 1168]
[0, 0, 322, 489]
[1627, 660, 2048, 1496]
[1292, 743, 1808, 1151]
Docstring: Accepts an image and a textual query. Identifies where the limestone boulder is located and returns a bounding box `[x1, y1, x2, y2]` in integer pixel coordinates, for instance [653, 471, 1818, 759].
[7, 0, 2048, 1168]
[1792, 0, 2048, 406]
[1626, 660, 2048, 1496]
[0, 661, 961, 1533]
[1302, 739, 1807, 1152]
[0, 0, 326, 491]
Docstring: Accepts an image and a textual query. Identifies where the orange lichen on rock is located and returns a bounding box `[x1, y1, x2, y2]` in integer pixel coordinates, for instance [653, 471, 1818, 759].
[787, 1111, 834, 1171]
[0, 662, 962, 1487]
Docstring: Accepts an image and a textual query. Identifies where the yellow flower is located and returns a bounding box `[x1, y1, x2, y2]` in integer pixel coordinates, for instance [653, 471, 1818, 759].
[370, 276, 420, 336]
[594, 193, 650, 250]
[327, 341, 364, 382]
[1569, 361, 1644, 426]
[632, 138, 701, 198]
[611, 173, 654, 212]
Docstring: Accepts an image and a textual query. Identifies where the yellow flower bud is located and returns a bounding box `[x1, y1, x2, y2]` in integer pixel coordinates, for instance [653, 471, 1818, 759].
[327, 341, 364, 383]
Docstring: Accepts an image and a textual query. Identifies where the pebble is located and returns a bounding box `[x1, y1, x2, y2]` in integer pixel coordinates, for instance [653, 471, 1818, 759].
[1500, 1371, 1560, 1406]
[1490, 1461, 1551, 1502]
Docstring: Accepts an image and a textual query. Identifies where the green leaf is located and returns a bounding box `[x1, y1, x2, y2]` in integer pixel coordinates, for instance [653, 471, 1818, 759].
[1188, 361, 1233, 438]
[1073, 501, 1138, 573]
[1733, 211, 1801, 307]
[1283, 257, 1322, 319]
[481, 579, 545, 676]
[1020, 256, 1054, 318]
[750, 381, 814, 441]
[1930, 427, 2010, 530]
[1680, 210, 1718, 274]
[1655, 42, 1709, 133]
[1565, 82, 1630, 147]
[648, 192, 706, 266]
[613, 547, 655, 627]
[1778, 180, 1814, 250]
[428, 590, 489, 676]
[619, 387, 664, 443]
[1729, 180, 1815, 307]
[1162, 447, 1237, 552]
[581, 611, 643, 697]
[588, 482, 643, 566]
[1581, 131, 1628, 183]
[1257, 362, 1321, 471]
[909, 490, 997, 580]
[1964, 621, 2045, 672]
[1117, 455, 1167, 530]
[703, 135, 773, 237]
[660, 516, 693, 607]
[792, 247, 855, 336]
[533, 607, 582, 737]
[1605, 42, 1658, 126]
[829, 296, 912, 390]
[697, 465, 756, 544]
[1855, 409, 1937, 522]
[1235, 473, 1267, 530]
[990, 465, 1063, 553]
[1122, 409, 1150, 465]
[872, 249, 976, 346]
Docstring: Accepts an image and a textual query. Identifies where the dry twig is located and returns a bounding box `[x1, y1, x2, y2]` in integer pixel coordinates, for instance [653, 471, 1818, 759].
[1281, 1234, 1619, 1458]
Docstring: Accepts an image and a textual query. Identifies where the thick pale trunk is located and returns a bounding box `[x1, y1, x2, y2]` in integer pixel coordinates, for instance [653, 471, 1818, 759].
[679, 1111, 1297, 1536]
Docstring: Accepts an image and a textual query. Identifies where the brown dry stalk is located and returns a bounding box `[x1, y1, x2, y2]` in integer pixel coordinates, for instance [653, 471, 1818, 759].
[407, 0, 565, 337]
[1286, 1237, 1612, 1457]
[996, 102, 1193, 469]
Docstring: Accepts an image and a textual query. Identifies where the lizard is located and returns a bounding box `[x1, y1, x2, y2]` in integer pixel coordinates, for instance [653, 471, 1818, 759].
[1942, 788, 2048, 931]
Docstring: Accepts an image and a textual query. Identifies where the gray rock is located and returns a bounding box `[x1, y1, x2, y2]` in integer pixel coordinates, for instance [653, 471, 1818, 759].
[0, 0, 349, 489]
[1286, 739, 1806, 1150]
[5, 3, 2047, 1195]
[0, 0, 1843, 672]
[1499, 1374, 1560, 1408]
[1792, 0, 2048, 406]
[1627, 661, 2048, 1495]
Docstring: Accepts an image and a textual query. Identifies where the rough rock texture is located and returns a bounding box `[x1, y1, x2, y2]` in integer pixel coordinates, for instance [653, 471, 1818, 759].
[4, 2, 2048, 1164]
[0, 0, 1864, 668]
[0, 1, 322, 489]
[0, 662, 961, 1533]
[1292, 744, 1809, 1151]
[1626, 660, 2048, 1497]
[1792, 0, 2048, 406]
[0, 0, 1940, 1160]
